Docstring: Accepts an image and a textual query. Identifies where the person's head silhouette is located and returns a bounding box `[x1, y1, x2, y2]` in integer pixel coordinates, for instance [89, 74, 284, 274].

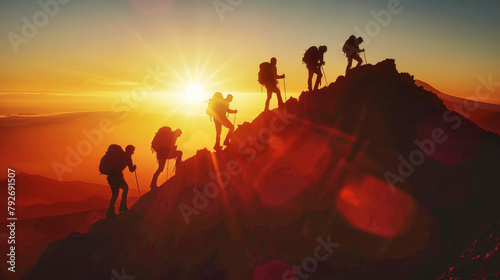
[226, 94, 233, 102]
[357, 37, 364, 44]
[174, 129, 182, 137]
[319, 45, 327, 53]
[213, 92, 223, 100]
[125, 145, 135, 155]
[270, 57, 277, 66]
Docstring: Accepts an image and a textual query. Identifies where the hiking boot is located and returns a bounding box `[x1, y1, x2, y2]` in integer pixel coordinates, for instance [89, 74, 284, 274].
[106, 207, 116, 218]
[223, 139, 230, 146]
[150, 181, 158, 189]
[119, 204, 128, 212]
[214, 144, 222, 151]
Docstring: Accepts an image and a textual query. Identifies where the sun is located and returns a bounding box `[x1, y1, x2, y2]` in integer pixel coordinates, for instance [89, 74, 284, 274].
[184, 84, 204, 103]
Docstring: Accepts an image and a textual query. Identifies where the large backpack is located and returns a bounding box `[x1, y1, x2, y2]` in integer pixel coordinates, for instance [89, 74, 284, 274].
[258, 62, 273, 85]
[302, 46, 318, 66]
[99, 144, 126, 175]
[342, 35, 357, 54]
[206, 92, 224, 117]
[151, 126, 174, 153]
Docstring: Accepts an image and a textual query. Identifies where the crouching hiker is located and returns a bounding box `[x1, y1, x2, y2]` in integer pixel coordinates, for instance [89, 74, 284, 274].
[150, 126, 183, 189]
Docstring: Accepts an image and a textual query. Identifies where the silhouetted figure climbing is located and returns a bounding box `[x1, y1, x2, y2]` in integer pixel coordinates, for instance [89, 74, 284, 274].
[343, 36, 365, 74]
[99, 144, 136, 217]
[258, 57, 286, 111]
[303, 45, 327, 92]
[150, 126, 183, 189]
[207, 92, 237, 150]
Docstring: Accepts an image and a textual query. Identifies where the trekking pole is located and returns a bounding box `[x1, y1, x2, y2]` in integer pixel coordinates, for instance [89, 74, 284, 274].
[364, 51, 368, 65]
[283, 76, 287, 101]
[233, 112, 237, 126]
[166, 159, 169, 181]
[134, 170, 141, 197]
[322, 65, 328, 86]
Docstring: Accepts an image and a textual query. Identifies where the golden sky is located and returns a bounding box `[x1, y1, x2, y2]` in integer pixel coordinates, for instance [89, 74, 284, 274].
[1, 0, 500, 187]
[1, 0, 499, 108]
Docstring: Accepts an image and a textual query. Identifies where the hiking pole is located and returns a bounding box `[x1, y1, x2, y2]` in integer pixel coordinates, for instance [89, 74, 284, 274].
[166, 159, 169, 181]
[134, 170, 141, 197]
[283, 76, 287, 101]
[322, 65, 328, 86]
[363, 51, 368, 65]
[233, 112, 237, 126]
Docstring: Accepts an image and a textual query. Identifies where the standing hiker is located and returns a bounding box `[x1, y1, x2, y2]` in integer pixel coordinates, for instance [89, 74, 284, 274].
[303, 45, 328, 92]
[207, 92, 237, 150]
[258, 57, 286, 111]
[99, 144, 137, 217]
[343, 35, 365, 74]
[150, 126, 183, 189]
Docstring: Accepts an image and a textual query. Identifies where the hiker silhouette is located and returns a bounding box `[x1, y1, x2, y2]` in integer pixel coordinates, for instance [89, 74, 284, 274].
[343, 35, 365, 74]
[303, 45, 327, 92]
[207, 92, 237, 150]
[258, 57, 286, 111]
[150, 126, 183, 189]
[99, 144, 137, 217]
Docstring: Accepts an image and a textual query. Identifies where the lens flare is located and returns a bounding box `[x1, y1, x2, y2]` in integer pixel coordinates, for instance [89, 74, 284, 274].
[184, 84, 204, 103]
[336, 176, 416, 238]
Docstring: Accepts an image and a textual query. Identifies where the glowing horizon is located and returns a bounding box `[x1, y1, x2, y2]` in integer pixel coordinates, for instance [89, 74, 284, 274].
[1, 0, 499, 107]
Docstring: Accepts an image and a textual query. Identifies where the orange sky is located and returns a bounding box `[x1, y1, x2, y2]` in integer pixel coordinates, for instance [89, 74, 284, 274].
[1, 0, 499, 110]
[1, 0, 500, 188]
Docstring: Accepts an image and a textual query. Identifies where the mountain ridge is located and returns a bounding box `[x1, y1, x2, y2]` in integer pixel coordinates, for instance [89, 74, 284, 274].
[22, 59, 500, 280]
[415, 79, 500, 113]
[415, 79, 500, 135]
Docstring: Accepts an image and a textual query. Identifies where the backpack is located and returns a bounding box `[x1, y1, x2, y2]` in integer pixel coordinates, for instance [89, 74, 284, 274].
[151, 126, 174, 153]
[258, 62, 273, 85]
[206, 92, 223, 117]
[302, 46, 318, 65]
[99, 144, 126, 175]
[342, 35, 356, 54]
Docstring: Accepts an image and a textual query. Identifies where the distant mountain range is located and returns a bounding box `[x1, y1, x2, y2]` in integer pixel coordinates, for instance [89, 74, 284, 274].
[415, 80, 500, 134]
[17, 196, 109, 219]
[0, 173, 110, 207]
[0, 173, 139, 278]
[1, 208, 108, 279]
